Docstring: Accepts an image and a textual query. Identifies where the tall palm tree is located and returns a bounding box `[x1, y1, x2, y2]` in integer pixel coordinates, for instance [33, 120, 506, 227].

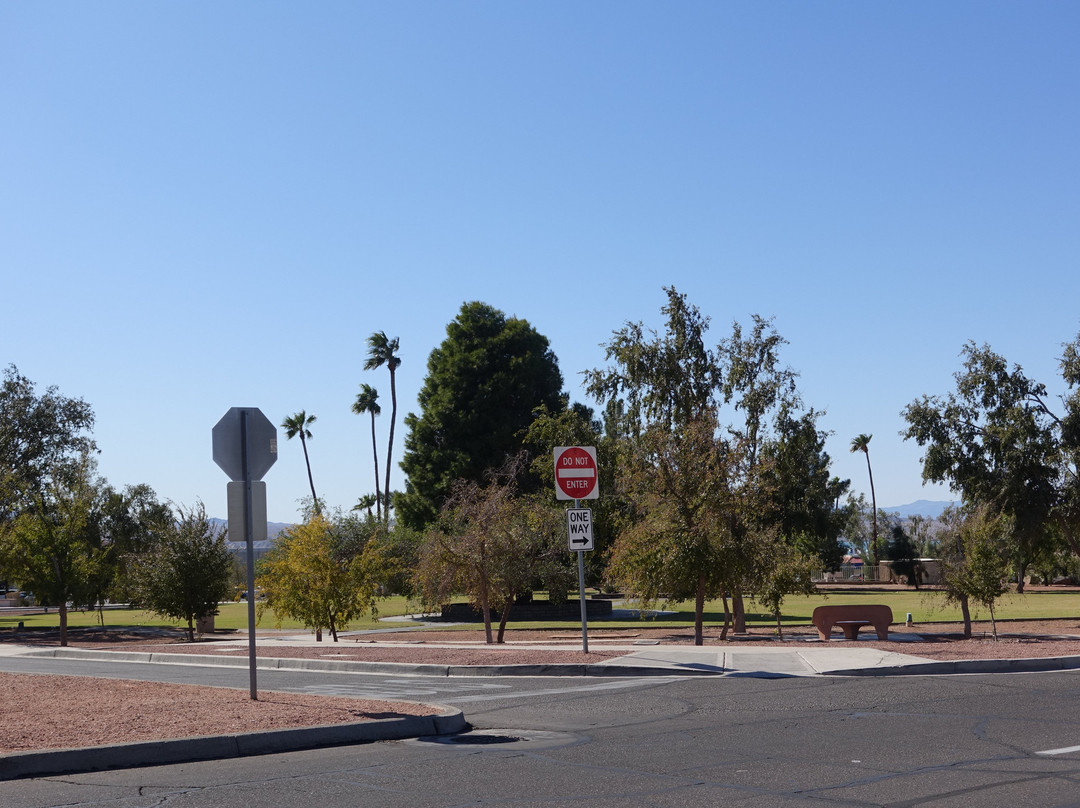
[282, 411, 319, 514]
[364, 332, 400, 523]
[351, 384, 382, 520]
[850, 433, 878, 567]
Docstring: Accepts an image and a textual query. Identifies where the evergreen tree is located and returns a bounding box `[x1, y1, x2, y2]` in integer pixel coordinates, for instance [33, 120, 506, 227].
[398, 302, 563, 530]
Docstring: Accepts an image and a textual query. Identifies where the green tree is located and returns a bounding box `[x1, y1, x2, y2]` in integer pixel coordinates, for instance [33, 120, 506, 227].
[351, 384, 382, 521]
[365, 332, 401, 523]
[257, 515, 385, 642]
[849, 434, 879, 565]
[281, 410, 319, 514]
[128, 503, 233, 642]
[99, 483, 173, 604]
[606, 417, 746, 645]
[755, 541, 819, 639]
[883, 524, 922, 588]
[0, 456, 106, 646]
[1, 365, 95, 532]
[902, 342, 1059, 591]
[761, 407, 850, 571]
[399, 303, 564, 530]
[939, 505, 1011, 639]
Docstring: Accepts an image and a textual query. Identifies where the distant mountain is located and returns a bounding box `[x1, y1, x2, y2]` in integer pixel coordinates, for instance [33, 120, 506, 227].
[881, 500, 957, 519]
[209, 518, 292, 541]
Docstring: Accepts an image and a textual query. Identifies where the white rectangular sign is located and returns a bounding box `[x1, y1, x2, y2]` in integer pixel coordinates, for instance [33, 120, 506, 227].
[567, 508, 594, 552]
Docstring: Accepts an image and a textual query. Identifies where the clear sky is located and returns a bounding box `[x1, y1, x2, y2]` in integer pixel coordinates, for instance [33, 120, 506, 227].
[4, 3, 1078, 523]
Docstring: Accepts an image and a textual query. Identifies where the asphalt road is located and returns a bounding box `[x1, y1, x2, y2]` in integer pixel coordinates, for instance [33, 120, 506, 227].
[4, 657, 1080, 807]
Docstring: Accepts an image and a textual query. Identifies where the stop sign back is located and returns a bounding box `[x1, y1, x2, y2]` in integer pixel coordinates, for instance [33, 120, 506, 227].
[554, 446, 599, 500]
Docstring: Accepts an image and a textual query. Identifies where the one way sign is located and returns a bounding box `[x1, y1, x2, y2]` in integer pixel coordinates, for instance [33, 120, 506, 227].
[567, 508, 594, 552]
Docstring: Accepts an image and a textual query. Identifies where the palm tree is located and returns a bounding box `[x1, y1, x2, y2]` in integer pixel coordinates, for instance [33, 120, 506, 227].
[850, 433, 878, 568]
[364, 331, 401, 523]
[351, 384, 382, 520]
[353, 493, 378, 518]
[282, 411, 319, 514]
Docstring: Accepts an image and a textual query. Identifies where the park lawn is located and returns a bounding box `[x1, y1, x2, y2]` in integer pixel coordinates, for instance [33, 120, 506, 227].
[5, 589, 1079, 635]
[0, 596, 417, 633]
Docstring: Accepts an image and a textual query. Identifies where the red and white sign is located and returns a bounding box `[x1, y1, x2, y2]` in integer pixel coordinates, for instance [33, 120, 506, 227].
[554, 446, 598, 500]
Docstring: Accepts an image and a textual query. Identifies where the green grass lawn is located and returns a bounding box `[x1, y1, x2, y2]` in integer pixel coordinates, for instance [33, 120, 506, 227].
[3, 589, 1078, 634]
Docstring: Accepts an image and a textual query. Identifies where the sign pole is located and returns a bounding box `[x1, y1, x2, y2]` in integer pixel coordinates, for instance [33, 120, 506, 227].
[241, 411, 258, 701]
[575, 499, 589, 654]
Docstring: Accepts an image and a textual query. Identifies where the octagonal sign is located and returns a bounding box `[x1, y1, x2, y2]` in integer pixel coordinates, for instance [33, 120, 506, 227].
[213, 407, 278, 482]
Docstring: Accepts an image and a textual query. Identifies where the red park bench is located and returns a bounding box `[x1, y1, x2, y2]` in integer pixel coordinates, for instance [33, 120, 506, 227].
[812, 604, 893, 642]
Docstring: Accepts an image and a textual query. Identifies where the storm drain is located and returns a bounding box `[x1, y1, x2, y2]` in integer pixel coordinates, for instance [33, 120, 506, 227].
[410, 729, 580, 751]
[446, 733, 525, 745]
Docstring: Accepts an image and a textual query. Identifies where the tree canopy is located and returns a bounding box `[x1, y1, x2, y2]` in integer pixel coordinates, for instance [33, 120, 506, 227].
[398, 302, 564, 530]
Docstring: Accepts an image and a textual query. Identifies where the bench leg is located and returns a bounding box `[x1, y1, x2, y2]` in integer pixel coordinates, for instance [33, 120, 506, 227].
[841, 624, 861, 640]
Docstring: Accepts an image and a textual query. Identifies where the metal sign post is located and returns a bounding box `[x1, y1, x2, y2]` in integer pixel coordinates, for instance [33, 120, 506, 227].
[574, 500, 589, 654]
[213, 407, 277, 701]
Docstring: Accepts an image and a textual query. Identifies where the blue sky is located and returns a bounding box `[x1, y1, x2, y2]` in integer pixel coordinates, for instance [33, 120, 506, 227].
[4, 3, 1078, 523]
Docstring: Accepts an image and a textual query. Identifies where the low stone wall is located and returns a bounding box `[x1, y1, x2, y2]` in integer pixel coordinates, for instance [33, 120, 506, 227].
[441, 599, 613, 622]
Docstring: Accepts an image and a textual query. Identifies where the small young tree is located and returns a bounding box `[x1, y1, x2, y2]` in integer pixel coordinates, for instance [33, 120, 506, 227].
[257, 515, 385, 642]
[940, 506, 1012, 639]
[755, 539, 821, 639]
[129, 503, 233, 642]
[417, 453, 571, 644]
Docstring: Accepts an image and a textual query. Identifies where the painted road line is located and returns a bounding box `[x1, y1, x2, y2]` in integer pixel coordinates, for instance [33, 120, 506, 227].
[1036, 744, 1080, 756]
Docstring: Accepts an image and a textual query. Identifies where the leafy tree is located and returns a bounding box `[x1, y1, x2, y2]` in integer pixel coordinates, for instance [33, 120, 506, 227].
[351, 384, 382, 520]
[364, 332, 401, 523]
[399, 302, 563, 530]
[902, 342, 1059, 591]
[0, 456, 106, 645]
[883, 524, 922, 588]
[605, 417, 747, 645]
[417, 453, 571, 643]
[761, 406, 850, 571]
[257, 514, 385, 642]
[128, 503, 233, 642]
[755, 541, 819, 639]
[281, 410, 319, 514]
[0, 365, 95, 531]
[849, 434, 879, 564]
[99, 483, 173, 604]
[939, 505, 1011, 639]
[587, 288, 843, 638]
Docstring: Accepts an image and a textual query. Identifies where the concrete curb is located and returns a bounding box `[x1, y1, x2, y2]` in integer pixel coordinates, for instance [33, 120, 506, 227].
[827, 655, 1080, 677]
[20, 648, 718, 677]
[0, 703, 466, 781]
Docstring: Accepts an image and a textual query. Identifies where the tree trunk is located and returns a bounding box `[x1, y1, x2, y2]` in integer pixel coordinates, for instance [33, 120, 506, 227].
[694, 573, 706, 646]
[330, 618, 339, 642]
[480, 573, 493, 644]
[720, 595, 731, 640]
[59, 601, 68, 648]
[384, 368, 397, 524]
[370, 413, 381, 521]
[1015, 562, 1026, 594]
[300, 434, 318, 513]
[186, 617, 195, 643]
[988, 603, 998, 641]
[775, 610, 783, 639]
[497, 599, 513, 644]
[733, 590, 746, 633]
[960, 596, 972, 639]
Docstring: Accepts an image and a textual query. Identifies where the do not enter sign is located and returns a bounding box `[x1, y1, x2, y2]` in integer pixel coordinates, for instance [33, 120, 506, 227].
[554, 446, 598, 500]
